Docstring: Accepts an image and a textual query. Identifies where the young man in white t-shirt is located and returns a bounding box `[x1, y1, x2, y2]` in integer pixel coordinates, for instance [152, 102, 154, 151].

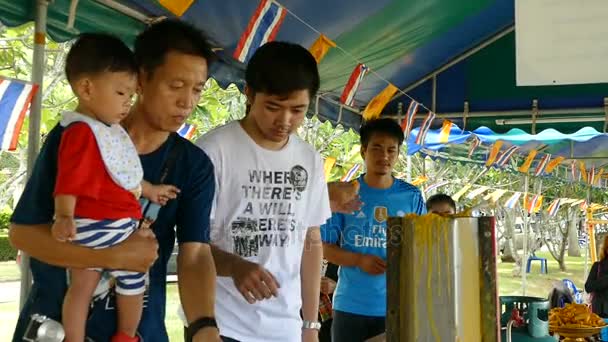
[194, 42, 332, 342]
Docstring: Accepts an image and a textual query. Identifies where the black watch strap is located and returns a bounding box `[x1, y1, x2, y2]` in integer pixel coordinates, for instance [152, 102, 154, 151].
[186, 317, 218, 341]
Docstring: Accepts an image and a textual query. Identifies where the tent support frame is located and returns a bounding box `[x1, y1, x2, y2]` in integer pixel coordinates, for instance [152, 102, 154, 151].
[20, 0, 50, 310]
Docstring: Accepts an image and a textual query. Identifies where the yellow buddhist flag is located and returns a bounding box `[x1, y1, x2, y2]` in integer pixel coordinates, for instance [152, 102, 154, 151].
[467, 186, 490, 200]
[159, 0, 194, 16]
[363, 84, 399, 120]
[579, 161, 588, 183]
[518, 150, 538, 173]
[484, 189, 508, 203]
[535, 196, 544, 213]
[438, 120, 452, 143]
[485, 141, 504, 167]
[545, 156, 565, 174]
[323, 157, 336, 179]
[596, 168, 604, 185]
[309, 34, 336, 63]
[411, 175, 428, 186]
[452, 184, 472, 202]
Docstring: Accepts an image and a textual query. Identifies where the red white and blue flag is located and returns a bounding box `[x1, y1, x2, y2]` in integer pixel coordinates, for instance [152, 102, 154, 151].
[570, 161, 578, 182]
[547, 198, 561, 216]
[177, 123, 196, 140]
[341, 164, 361, 182]
[0, 78, 38, 151]
[468, 136, 480, 158]
[534, 154, 551, 176]
[424, 180, 449, 193]
[495, 145, 519, 167]
[401, 100, 419, 139]
[504, 192, 522, 209]
[340, 63, 368, 106]
[414, 111, 435, 145]
[233, 0, 286, 63]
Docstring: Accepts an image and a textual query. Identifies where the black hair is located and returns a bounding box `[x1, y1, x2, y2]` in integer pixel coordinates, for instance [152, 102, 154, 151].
[65, 33, 137, 83]
[246, 41, 320, 98]
[134, 19, 215, 76]
[359, 118, 404, 147]
[426, 193, 457, 211]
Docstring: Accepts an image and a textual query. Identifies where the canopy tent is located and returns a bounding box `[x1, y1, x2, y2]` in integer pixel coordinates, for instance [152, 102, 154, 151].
[2, 0, 608, 134]
[1, 0, 606, 312]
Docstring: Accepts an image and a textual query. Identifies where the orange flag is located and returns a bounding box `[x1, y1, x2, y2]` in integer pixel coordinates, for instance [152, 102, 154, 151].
[309, 35, 336, 63]
[545, 156, 565, 174]
[518, 150, 538, 173]
[323, 157, 336, 179]
[485, 141, 504, 167]
[363, 84, 399, 120]
[579, 161, 588, 183]
[159, 0, 194, 16]
[438, 120, 452, 143]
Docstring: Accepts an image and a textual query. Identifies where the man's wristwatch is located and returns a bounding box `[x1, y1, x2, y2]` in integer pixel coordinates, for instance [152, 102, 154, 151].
[302, 320, 322, 330]
[186, 317, 218, 341]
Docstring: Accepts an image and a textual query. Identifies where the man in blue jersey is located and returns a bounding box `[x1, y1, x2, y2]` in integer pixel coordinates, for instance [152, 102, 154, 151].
[321, 118, 426, 342]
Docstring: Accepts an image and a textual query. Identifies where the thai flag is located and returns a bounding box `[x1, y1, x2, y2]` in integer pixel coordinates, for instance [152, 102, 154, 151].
[468, 136, 480, 158]
[504, 192, 522, 209]
[0, 78, 38, 151]
[233, 0, 286, 63]
[340, 64, 368, 106]
[534, 154, 551, 176]
[547, 198, 561, 216]
[401, 100, 419, 139]
[527, 195, 540, 214]
[341, 164, 361, 182]
[177, 123, 196, 139]
[570, 161, 577, 182]
[424, 180, 449, 193]
[588, 167, 596, 186]
[495, 145, 519, 167]
[414, 111, 435, 145]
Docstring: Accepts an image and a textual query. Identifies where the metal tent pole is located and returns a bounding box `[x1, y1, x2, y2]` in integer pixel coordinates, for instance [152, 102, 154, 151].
[19, 0, 49, 310]
[521, 174, 529, 295]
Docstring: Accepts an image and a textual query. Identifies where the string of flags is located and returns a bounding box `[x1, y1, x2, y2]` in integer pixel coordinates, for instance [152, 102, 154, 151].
[228, 0, 605, 191]
[230, 0, 434, 123]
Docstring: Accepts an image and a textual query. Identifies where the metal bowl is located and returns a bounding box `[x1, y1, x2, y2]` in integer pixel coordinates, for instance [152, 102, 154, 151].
[549, 325, 605, 342]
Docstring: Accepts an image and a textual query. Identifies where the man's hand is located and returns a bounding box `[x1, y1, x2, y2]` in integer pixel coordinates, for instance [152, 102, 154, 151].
[193, 327, 221, 342]
[328, 181, 362, 214]
[110, 228, 158, 273]
[356, 254, 386, 275]
[302, 328, 319, 342]
[320, 276, 336, 295]
[231, 258, 280, 304]
[51, 216, 76, 242]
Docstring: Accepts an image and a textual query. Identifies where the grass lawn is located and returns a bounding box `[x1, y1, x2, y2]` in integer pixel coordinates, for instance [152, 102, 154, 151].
[497, 251, 589, 298]
[0, 261, 20, 282]
[0, 251, 592, 340]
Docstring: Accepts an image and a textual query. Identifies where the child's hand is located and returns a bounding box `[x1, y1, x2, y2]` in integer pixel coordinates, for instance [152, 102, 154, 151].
[146, 184, 180, 205]
[52, 216, 77, 242]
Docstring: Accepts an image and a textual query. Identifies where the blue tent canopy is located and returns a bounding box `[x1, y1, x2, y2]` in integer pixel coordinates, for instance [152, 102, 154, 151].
[2, 0, 608, 170]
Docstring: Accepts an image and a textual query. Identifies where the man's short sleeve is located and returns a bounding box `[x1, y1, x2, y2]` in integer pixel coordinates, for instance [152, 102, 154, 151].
[305, 156, 332, 228]
[11, 124, 63, 225]
[414, 189, 426, 215]
[175, 148, 215, 244]
[321, 213, 344, 244]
